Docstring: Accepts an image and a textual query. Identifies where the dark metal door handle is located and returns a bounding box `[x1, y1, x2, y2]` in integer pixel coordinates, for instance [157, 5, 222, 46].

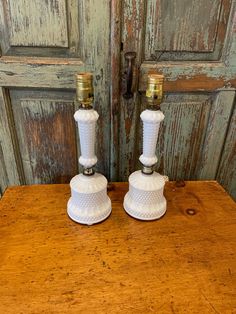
[123, 52, 136, 99]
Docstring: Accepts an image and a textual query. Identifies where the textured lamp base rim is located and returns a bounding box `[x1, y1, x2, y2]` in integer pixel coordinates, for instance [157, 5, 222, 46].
[67, 197, 111, 225]
[123, 194, 167, 221]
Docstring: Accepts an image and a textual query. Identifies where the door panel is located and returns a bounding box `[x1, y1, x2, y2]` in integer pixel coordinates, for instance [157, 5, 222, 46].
[1, 0, 80, 57]
[145, 0, 231, 60]
[0, 0, 110, 193]
[8, 0, 68, 47]
[10, 90, 77, 184]
[140, 0, 236, 90]
[152, 94, 211, 180]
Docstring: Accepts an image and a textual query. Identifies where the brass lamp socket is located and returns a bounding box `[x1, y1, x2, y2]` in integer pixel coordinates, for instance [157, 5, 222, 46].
[146, 74, 164, 108]
[76, 72, 94, 108]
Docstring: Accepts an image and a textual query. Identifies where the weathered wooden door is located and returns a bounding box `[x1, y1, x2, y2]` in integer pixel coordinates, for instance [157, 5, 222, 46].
[112, 0, 236, 198]
[1, 1, 235, 200]
[0, 0, 110, 194]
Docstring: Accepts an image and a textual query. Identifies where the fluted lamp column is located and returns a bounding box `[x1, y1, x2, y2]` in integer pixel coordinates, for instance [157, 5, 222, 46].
[123, 74, 167, 220]
[67, 73, 112, 225]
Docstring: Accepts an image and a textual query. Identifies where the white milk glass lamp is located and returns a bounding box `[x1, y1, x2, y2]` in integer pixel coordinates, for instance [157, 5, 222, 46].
[123, 74, 167, 220]
[67, 73, 111, 225]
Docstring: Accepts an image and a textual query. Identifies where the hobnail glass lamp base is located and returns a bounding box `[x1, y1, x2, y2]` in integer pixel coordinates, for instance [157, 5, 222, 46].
[123, 170, 167, 221]
[67, 173, 111, 225]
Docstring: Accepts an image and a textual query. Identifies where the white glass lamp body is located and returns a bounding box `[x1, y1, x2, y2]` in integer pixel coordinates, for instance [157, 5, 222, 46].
[67, 108, 111, 225]
[123, 109, 167, 220]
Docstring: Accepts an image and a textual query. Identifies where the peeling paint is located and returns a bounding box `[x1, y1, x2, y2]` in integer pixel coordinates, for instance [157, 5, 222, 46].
[146, 0, 223, 52]
[7, 0, 68, 47]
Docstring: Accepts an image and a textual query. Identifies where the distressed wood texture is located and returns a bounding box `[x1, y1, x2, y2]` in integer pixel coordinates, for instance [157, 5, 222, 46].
[217, 100, 236, 200]
[149, 0, 220, 52]
[0, 0, 80, 57]
[145, 0, 231, 60]
[10, 90, 78, 184]
[0, 57, 85, 87]
[8, 0, 68, 47]
[0, 182, 236, 313]
[139, 63, 236, 92]
[0, 0, 111, 194]
[139, 0, 236, 91]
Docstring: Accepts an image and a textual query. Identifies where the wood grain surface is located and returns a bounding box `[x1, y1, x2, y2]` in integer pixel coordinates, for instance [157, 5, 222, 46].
[0, 182, 235, 313]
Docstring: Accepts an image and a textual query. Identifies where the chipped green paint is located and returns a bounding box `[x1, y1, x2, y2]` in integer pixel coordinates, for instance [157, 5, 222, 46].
[140, 62, 236, 86]
[140, 1, 236, 90]
[8, 0, 68, 47]
[0, 0, 81, 58]
[145, 0, 232, 62]
[0, 59, 86, 88]
[146, 0, 222, 54]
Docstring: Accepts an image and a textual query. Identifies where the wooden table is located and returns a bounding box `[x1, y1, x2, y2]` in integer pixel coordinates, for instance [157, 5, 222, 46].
[0, 181, 236, 313]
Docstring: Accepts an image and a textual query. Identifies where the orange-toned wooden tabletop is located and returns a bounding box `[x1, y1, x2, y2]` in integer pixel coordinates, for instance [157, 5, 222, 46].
[0, 181, 236, 313]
